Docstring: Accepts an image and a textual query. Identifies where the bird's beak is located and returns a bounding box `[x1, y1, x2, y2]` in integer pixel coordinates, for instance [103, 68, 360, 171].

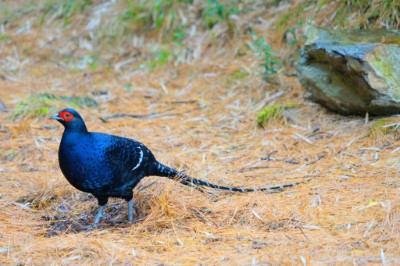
[50, 113, 63, 121]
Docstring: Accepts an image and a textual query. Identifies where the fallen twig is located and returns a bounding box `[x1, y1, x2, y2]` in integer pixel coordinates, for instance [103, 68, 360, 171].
[165, 100, 198, 105]
[100, 106, 205, 122]
[100, 109, 171, 122]
[306, 154, 326, 165]
[297, 225, 310, 241]
[237, 166, 272, 173]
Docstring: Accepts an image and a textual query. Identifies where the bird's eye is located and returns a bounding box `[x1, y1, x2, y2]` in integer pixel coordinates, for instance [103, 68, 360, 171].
[65, 114, 70, 118]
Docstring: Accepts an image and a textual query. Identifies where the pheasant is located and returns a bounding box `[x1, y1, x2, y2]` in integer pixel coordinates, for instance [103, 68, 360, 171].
[51, 108, 301, 224]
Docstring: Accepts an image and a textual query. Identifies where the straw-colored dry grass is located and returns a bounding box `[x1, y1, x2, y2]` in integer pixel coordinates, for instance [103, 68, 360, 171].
[2, 58, 400, 265]
[1, 0, 400, 265]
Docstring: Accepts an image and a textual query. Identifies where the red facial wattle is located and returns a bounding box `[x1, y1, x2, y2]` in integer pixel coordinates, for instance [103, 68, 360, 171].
[60, 111, 74, 122]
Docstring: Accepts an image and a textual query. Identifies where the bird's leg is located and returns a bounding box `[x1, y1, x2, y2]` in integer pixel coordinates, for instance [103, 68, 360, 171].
[94, 205, 106, 224]
[93, 196, 108, 225]
[128, 199, 134, 222]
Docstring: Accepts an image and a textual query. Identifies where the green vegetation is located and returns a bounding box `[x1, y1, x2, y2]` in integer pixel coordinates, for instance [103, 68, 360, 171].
[275, 0, 399, 30]
[202, 0, 239, 29]
[257, 103, 299, 127]
[231, 71, 249, 79]
[257, 104, 284, 127]
[11, 93, 97, 120]
[344, 0, 400, 28]
[145, 47, 173, 70]
[77, 55, 99, 71]
[0, 34, 10, 42]
[123, 83, 133, 92]
[119, 0, 241, 41]
[62, 55, 100, 71]
[0, 2, 36, 25]
[277, 2, 312, 30]
[249, 33, 282, 81]
[38, 0, 91, 26]
[1, 0, 396, 75]
[121, 0, 179, 32]
[0, 0, 255, 71]
[369, 118, 399, 137]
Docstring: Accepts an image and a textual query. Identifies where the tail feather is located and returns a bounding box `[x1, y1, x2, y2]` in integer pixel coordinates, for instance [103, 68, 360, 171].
[152, 162, 301, 192]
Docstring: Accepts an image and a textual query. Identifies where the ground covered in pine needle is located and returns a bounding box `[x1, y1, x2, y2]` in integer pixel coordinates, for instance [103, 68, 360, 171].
[1, 1, 400, 265]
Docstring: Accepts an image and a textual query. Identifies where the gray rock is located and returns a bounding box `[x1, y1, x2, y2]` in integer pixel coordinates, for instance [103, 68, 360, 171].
[297, 27, 400, 116]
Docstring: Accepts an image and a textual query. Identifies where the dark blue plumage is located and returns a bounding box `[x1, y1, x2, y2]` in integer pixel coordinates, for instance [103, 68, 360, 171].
[51, 108, 301, 224]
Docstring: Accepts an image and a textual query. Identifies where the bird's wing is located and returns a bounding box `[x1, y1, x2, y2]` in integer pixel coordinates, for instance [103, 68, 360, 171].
[100, 134, 152, 192]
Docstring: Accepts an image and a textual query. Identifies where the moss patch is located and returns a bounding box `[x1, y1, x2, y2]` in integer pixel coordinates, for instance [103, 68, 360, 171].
[231, 71, 249, 79]
[257, 104, 284, 127]
[367, 46, 400, 100]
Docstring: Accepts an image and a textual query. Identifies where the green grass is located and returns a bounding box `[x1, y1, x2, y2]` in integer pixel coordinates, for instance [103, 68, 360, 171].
[257, 103, 298, 127]
[122, 0, 176, 31]
[257, 104, 284, 127]
[145, 48, 173, 70]
[3, 0, 397, 89]
[369, 118, 398, 137]
[11, 93, 98, 120]
[277, 2, 311, 29]
[201, 0, 239, 29]
[38, 0, 91, 26]
[343, 0, 400, 28]
[231, 71, 249, 79]
[0, 2, 36, 24]
[0, 34, 10, 42]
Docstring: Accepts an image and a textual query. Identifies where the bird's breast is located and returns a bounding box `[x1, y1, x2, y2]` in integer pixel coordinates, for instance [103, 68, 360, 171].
[58, 140, 112, 193]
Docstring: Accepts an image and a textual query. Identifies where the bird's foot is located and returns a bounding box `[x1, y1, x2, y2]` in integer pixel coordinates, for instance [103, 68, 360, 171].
[87, 223, 101, 230]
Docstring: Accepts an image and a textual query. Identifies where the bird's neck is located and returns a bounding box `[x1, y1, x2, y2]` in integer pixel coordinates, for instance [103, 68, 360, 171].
[61, 127, 90, 145]
[64, 123, 88, 133]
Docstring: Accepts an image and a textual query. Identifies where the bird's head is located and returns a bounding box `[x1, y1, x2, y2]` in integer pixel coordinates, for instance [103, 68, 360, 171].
[50, 108, 87, 132]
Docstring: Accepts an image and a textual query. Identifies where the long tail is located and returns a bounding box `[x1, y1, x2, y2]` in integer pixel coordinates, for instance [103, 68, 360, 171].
[151, 162, 301, 192]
